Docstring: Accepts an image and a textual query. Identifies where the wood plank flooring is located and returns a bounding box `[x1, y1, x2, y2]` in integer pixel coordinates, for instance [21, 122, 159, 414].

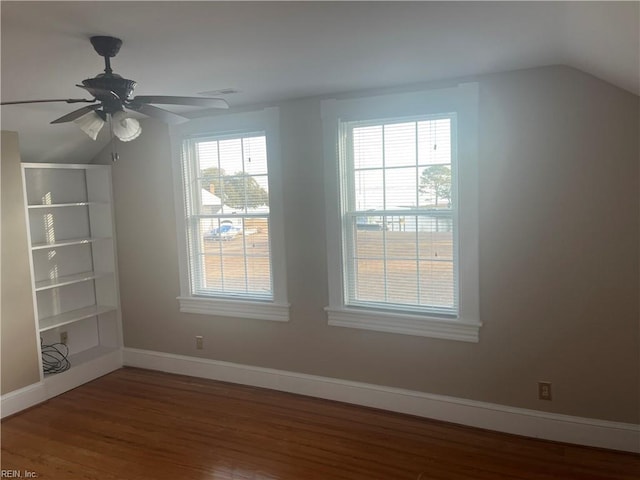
[2, 367, 639, 479]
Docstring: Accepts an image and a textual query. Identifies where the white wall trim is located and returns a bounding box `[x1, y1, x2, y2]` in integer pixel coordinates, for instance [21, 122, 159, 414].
[326, 307, 480, 342]
[178, 296, 290, 322]
[123, 348, 639, 453]
[1, 349, 122, 419]
[0, 382, 46, 418]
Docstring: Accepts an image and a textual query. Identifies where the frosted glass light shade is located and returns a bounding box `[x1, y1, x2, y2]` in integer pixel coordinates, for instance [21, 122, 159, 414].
[73, 112, 105, 140]
[111, 111, 142, 142]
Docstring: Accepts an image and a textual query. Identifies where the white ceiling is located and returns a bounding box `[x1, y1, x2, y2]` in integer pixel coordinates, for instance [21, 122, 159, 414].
[2, 1, 638, 164]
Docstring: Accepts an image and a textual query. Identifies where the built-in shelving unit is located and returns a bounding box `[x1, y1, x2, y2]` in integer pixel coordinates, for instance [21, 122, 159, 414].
[21, 163, 123, 388]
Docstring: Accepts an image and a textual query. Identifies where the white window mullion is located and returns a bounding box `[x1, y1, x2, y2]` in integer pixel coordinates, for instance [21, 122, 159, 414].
[240, 139, 250, 293]
[414, 121, 422, 305]
[217, 220, 226, 293]
[343, 125, 357, 305]
[381, 125, 389, 303]
[189, 217, 201, 292]
[216, 137, 223, 204]
[450, 116, 460, 312]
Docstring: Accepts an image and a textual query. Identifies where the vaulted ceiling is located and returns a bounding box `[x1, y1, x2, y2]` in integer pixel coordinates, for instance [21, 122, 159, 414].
[2, 1, 638, 164]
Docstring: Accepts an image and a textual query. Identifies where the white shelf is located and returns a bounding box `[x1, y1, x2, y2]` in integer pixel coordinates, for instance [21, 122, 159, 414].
[31, 236, 111, 250]
[67, 345, 121, 366]
[43, 347, 122, 389]
[43, 346, 119, 378]
[22, 162, 122, 388]
[38, 305, 117, 333]
[28, 202, 92, 209]
[35, 271, 112, 291]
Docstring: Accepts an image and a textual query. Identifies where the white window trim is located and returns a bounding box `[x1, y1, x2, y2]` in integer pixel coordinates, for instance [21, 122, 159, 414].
[321, 84, 480, 342]
[171, 107, 290, 322]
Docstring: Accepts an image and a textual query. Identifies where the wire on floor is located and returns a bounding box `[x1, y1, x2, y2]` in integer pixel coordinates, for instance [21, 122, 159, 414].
[41, 338, 71, 374]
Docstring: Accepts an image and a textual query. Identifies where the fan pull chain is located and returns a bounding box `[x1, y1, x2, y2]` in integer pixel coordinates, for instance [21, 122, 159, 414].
[109, 114, 120, 162]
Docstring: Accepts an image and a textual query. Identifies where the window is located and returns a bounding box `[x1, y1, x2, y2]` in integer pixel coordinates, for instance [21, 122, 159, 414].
[322, 84, 480, 341]
[343, 115, 457, 314]
[173, 108, 289, 321]
[184, 133, 271, 297]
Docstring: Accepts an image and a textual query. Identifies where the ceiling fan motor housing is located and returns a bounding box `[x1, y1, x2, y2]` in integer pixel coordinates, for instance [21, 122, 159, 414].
[82, 73, 136, 113]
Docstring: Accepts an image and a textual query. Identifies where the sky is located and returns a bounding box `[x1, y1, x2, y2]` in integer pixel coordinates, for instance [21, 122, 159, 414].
[352, 117, 452, 210]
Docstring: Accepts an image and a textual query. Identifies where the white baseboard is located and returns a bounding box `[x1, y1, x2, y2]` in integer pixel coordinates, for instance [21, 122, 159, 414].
[123, 347, 640, 453]
[1, 349, 122, 419]
[0, 382, 47, 418]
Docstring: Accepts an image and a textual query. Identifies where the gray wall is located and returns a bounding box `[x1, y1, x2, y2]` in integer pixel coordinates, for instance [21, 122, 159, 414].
[95, 66, 639, 423]
[1, 131, 41, 394]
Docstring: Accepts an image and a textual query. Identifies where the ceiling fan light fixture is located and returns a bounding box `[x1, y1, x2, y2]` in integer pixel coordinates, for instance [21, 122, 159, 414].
[111, 110, 142, 142]
[73, 111, 105, 141]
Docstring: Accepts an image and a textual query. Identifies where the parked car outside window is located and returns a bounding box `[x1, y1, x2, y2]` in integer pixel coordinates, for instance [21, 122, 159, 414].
[204, 224, 240, 241]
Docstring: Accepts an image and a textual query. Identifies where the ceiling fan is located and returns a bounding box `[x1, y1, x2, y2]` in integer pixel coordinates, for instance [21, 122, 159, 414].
[1, 36, 229, 142]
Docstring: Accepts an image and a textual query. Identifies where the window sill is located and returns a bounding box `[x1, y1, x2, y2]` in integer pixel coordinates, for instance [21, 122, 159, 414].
[178, 296, 290, 322]
[325, 306, 481, 343]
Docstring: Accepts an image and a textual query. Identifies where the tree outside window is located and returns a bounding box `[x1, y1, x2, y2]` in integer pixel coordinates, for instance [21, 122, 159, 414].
[419, 165, 452, 207]
[200, 167, 269, 209]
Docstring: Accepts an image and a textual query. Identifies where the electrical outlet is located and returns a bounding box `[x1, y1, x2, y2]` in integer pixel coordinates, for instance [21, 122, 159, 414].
[195, 336, 203, 350]
[60, 331, 68, 345]
[538, 381, 552, 401]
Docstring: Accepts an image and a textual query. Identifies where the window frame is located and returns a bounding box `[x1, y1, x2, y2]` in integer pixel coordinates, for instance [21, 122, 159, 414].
[171, 107, 289, 322]
[321, 84, 480, 342]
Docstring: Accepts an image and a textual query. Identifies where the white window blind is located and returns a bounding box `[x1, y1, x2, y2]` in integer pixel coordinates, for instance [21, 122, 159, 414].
[340, 115, 458, 317]
[182, 133, 273, 300]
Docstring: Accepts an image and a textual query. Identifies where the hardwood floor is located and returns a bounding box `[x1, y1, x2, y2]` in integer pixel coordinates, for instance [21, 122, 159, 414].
[2, 368, 639, 479]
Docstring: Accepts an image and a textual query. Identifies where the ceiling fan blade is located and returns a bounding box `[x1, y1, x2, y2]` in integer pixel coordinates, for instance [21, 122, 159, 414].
[51, 104, 101, 124]
[131, 95, 229, 109]
[76, 84, 120, 101]
[126, 102, 188, 125]
[1, 98, 95, 105]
